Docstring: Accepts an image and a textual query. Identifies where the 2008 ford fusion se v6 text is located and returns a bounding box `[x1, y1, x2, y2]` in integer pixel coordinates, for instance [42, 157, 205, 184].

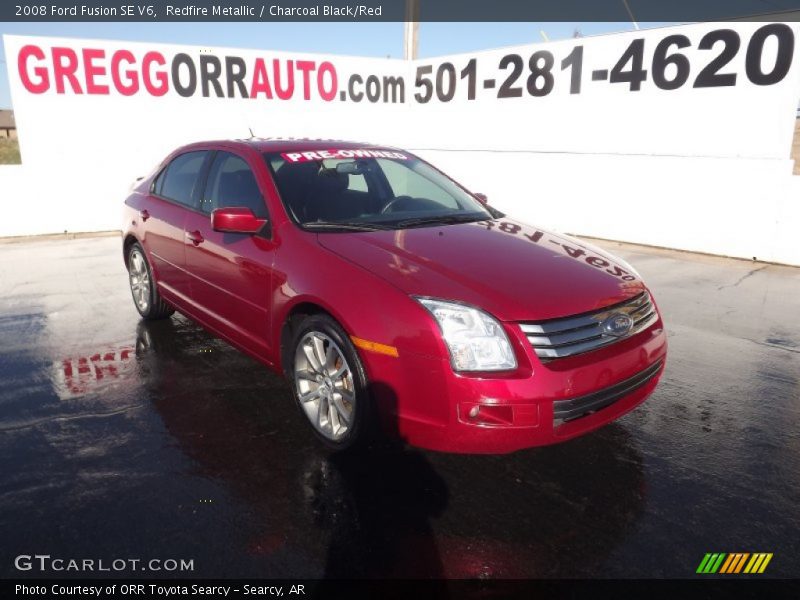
[122, 139, 666, 453]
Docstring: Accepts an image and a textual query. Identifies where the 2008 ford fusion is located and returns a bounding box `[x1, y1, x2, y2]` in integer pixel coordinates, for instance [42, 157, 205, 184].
[122, 139, 666, 453]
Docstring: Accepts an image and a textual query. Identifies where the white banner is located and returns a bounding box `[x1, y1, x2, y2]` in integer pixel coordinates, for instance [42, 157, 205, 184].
[3, 22, 800, 263]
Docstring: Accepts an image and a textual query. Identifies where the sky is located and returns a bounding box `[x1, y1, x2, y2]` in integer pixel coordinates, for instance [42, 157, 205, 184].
[0, 21, 669, 109]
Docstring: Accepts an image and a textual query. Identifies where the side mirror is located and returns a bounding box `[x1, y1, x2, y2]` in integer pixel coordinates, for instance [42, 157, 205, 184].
[211, 207, 267, 234]
[474, 193, 488, 205]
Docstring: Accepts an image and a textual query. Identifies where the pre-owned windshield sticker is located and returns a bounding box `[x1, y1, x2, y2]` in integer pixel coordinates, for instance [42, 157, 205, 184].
[281, 149, 408, 162]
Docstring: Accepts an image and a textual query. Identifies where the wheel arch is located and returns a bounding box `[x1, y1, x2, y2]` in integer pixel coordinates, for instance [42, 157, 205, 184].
[122, 233, 140, 268]
[279, 300, 342, 377]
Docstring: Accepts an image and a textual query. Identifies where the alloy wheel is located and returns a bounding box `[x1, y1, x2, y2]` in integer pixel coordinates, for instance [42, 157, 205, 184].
[294, 331, 355, 441]
[129, 249, 151, 313]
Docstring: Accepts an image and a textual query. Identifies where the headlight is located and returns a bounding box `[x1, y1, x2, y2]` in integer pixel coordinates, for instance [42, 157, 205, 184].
[416, 298, 517, 372]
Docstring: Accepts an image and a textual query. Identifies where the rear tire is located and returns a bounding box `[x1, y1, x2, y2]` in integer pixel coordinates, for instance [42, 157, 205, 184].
[290, 314, 370, 451]
[127, 242, 174, 320]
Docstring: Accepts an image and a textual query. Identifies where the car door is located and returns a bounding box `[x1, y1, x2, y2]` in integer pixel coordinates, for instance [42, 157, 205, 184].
[144, 150, 209, 304]
[183, 150, 276, 357]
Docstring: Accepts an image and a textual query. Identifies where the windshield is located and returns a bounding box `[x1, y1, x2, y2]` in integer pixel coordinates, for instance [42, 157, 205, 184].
[264, 149, 493, 230]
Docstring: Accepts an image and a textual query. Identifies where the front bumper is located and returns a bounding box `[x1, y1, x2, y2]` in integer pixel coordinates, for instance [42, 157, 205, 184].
[362, 316, 667, 454]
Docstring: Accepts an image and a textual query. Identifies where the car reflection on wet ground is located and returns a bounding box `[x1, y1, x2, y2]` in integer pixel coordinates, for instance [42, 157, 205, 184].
[0, 236, 798, 578]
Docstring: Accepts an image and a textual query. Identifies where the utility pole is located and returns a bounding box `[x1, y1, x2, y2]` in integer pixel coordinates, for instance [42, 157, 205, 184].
[404, 0, 420, 60]
[621, 0, 640, 30]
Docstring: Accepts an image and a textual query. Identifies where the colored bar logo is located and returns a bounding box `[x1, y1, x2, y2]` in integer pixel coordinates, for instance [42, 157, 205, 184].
[696, 553, 773, 574]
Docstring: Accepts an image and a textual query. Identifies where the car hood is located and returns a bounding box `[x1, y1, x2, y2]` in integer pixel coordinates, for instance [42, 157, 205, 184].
[317, 219, 646, 322]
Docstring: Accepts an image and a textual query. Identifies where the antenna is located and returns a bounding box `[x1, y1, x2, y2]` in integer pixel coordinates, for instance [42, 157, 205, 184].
[248, 127, 255, 139]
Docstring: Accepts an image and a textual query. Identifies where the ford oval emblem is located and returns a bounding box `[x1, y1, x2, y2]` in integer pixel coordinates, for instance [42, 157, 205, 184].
[602, 313, 634, 337]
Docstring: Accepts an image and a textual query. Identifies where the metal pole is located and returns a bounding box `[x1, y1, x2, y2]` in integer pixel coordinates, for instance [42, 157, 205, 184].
[621, 0, 640, 30]
[404, 0, 420, 60]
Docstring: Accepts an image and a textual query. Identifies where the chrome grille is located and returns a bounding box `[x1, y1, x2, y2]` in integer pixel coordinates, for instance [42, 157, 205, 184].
[519, 292, 658, 360]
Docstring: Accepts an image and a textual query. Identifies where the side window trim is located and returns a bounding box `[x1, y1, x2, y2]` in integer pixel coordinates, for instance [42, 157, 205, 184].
[199, 151, 225, 215]
[193, 150, 217, 211]
[150, 165, 167, 196]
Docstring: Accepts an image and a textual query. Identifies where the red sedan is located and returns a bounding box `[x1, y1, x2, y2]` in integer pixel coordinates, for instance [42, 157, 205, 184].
[122, 139, 666, 453]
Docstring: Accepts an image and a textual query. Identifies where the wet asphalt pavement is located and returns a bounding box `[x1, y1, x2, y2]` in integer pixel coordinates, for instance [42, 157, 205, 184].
[0, 235, 798, 579]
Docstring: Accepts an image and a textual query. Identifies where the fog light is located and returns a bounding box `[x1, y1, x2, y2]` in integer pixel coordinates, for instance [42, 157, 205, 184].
[460, 403, 514, 426]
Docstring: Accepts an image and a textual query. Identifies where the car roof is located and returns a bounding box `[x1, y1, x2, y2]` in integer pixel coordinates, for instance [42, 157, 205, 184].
[179, 138, 403, 154]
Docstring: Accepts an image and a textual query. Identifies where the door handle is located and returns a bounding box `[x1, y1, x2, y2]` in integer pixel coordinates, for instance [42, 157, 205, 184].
[186, 230, 204, 246]
[139, 209, 150, 222]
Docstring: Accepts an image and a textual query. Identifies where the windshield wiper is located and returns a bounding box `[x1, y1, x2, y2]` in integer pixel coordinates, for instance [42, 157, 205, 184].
[394, 214, 486, 229]
[303, 221, 392, 232]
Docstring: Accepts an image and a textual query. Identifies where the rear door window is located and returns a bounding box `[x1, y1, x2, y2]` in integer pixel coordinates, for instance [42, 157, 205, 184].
[159, 151, 207, 208]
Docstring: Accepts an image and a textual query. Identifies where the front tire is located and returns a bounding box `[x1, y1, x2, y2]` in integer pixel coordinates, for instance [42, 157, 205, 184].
[291, 314, 369, 450]
[127, 242, 174, 320]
